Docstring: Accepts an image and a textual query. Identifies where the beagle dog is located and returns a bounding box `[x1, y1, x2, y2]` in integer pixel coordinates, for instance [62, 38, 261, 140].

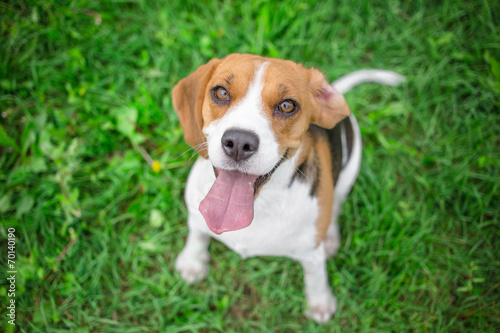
[172, 54, 403, 323]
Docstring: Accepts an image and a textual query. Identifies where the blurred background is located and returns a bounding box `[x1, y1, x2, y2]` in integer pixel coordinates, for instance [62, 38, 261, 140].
[0, 0, 498, 331]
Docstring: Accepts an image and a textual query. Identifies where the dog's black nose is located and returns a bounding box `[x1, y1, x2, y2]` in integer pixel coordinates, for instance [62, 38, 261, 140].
[221, 129, 259, 162]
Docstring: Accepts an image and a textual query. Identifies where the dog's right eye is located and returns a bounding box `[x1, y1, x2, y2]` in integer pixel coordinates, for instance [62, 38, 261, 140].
[211, 86, 230, 103]
[273, 98, 299, 117]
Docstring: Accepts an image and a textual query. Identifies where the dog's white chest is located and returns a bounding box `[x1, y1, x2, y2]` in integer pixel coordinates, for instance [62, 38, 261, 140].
[185, 157, 319, 259]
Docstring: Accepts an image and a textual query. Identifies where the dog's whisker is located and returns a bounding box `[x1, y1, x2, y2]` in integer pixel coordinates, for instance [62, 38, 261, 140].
[188, 143, 208, 162]
[188, 152, 198, 162]
[175, 142, 206, 160]
[295, 165, 314, 186]
[176, 147, 197, 160]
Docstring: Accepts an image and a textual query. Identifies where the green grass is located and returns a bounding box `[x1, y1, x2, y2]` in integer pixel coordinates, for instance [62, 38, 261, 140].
[0, 0, 499, 331]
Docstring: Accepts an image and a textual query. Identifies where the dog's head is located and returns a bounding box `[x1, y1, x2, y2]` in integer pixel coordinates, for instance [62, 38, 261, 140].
[173, 54, 350, 234]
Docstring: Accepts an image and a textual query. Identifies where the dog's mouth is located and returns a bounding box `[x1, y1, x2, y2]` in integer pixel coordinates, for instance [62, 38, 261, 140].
[199, 155, 287, 235]
[199, 169, 258, 235]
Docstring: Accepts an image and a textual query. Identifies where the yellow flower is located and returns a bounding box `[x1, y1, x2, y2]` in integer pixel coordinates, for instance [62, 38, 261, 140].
[152, 160, 161, 173]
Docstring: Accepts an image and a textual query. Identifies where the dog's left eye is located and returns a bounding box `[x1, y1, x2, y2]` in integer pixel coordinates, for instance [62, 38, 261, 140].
[279, 100, 295, 113]
[215, 87, 229, 100]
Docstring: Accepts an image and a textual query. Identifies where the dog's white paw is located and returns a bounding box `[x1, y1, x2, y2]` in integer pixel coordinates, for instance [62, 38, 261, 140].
[175, 250, 209, 284]
[305, 292, 338, 324]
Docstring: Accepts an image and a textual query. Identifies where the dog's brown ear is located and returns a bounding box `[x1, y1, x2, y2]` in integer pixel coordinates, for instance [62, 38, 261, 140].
[172, 59, 221, 152]
[308, 68, 350, 129]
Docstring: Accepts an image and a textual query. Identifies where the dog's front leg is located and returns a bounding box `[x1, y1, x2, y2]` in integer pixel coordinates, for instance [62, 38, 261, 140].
[175, 227, 211, 284]
[300, 251, 337, 324]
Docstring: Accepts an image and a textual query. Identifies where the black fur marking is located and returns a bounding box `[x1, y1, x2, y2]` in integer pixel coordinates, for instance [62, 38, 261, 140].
[342, 117, 354, 167]
[324, 123, 343, 185]
[309, 154, 320, 197]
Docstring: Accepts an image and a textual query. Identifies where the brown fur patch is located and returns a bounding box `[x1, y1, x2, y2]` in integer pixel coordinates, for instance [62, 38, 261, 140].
[311, 132, 335, 244]
[172, 59, 221, 157]
[261, 61, 312, 156]
[308, 69, 351, 129]
[201, 55, 262, 127]
[290, 128, 335, 244]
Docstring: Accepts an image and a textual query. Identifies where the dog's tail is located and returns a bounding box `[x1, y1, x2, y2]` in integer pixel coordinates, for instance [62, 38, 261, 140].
[332, 70, 405, 94]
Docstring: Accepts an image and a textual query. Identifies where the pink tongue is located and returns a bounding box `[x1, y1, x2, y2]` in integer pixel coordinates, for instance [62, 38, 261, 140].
[199, 169, 258, 234]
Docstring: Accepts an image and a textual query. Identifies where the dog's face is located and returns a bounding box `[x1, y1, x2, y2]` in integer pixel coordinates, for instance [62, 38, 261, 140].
[173, 54, 350, 234]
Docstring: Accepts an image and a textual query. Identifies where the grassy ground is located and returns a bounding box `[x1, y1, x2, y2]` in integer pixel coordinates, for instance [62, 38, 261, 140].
[0, 0, 498, 331]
